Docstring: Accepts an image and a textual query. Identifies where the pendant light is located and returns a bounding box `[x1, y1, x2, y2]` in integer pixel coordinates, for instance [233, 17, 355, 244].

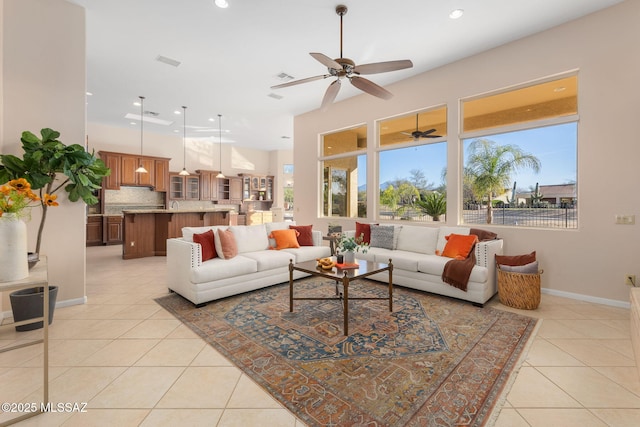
[216, 114, 225, 178]
[178, 105, 190, 176]
[135, 95, 148, 173]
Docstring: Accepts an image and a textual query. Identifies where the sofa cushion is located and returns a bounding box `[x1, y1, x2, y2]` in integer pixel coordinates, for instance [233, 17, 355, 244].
[355, 222, 377, 244]
[373, 249, 422, 272]
[396, 225, 439, 255]
[230, 224, 269, 254]
[282, 246, 332, 263]
[217, 228, 238, 259]
[191, 256, 257, 283]
[370, 225, 397, 249]
[182, 226, 224, 242]
[240, 250, 292, 271]
[289, 225, 314, 246]
[436, 226, 470, 253]
[269, 229, 300, 249]
[418, 256, 488, 283]
[193, 229, 217, 261]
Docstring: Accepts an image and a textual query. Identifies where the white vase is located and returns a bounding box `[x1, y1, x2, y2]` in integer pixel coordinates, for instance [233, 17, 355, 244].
[344, 250, 355, 264]
[0, 213, 29, 282]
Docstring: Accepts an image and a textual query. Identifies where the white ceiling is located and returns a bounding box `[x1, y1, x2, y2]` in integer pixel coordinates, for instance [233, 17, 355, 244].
[69, 0, 622, 151]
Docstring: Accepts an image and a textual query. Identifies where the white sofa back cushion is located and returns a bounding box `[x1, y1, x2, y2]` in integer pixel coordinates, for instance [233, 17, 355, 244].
[182, 226, 224, 242]
[396, 225, 439, 255]
[436, 226, 470, 253]
[230, 224, 269, 254]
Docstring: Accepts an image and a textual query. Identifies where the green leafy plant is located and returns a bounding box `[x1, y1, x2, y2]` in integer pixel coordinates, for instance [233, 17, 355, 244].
[0, 128, 110, 254]
[416, 192, 446, 221]
[336, 233, 369, 254]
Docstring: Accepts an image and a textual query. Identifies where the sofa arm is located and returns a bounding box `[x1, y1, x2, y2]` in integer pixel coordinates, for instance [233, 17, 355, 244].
[312, 230, 323, 246]
[475, 239, 503, 268]
[167, 238, 202, 269]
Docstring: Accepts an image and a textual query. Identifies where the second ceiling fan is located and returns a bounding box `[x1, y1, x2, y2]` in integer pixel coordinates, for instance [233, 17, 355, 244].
[402, 114, 442, 141]
[271, 4, 413, 111]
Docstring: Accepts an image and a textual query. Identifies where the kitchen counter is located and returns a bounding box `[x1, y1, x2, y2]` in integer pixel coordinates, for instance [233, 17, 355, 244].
[121, 209, 238, 259]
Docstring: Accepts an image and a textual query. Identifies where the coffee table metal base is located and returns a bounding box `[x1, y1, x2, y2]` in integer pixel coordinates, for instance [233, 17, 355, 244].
[288, 259, 393, 335]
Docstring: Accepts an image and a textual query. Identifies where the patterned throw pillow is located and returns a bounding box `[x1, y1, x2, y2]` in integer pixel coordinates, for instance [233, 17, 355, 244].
[369, 225, 395, 250]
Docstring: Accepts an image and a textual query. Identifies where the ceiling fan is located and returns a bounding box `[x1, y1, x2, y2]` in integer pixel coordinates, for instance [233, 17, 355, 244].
[270, 4, 413, 111]
[401, 114, 442, 141]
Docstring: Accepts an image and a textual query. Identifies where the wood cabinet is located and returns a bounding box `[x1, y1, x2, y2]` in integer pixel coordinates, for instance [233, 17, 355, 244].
[86, 216, 103, 246]
[104, 216, 123, 245]
[101, 152, 121, 190]
[169, 173, 200, 200]
[99, 151, 170, 192]
[217, 177, 242, 203]
[196, 170, 220, 201]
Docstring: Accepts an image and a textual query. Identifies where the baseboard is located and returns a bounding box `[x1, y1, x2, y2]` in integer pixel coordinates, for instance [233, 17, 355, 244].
[541, 287, 630, 309]
[1, 296, 87, 320]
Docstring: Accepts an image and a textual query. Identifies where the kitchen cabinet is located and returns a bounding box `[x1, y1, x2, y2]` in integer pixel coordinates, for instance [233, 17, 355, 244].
[100, 152, 121, 190]
[169, 173, 200, 200]
[154, 159, 169, 192]
[217, 177, 242, 203]
[195, 170, 220, 201]
[86, 216, 103, 246]
[238, 174, 274, 202]
[99, 151, 170, 192]
[104, 216, 123, 245]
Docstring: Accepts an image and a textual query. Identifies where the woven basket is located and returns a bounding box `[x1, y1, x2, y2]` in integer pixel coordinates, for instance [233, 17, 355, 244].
[497, 266, 543, 310]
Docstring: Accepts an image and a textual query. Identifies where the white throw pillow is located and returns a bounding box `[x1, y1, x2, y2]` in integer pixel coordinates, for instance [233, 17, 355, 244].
[230, 224, 269, 254]
[396, 225, 439, 254]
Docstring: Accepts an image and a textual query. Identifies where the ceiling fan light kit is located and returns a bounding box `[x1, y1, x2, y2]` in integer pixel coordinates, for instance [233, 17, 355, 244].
[270, 4, 413, 111]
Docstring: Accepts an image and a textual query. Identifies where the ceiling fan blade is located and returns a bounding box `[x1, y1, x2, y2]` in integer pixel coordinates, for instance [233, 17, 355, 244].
[271, 74, 329, 89]
[350, 76, 393, 100]
[353, 59, 413, 75]
[420, 128, 437, 136]
[310, 52, 342, 70]
[321, 79, 341, 111]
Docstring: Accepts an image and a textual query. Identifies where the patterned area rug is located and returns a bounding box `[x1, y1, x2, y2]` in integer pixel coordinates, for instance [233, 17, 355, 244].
[156, 278, 538, 426]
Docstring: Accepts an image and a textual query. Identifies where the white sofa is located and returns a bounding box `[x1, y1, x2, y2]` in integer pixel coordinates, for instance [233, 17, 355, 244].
[166, 222, 331, 306]
[344, 224, 503, 306]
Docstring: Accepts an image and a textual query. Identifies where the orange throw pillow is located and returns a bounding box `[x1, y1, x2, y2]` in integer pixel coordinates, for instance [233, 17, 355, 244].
[217, 228, 238, 259]
[289, 225, 314, 246]
[440, 234, 478, 260]
[193, 229, 217, 261]
[269, 229, 301, 250]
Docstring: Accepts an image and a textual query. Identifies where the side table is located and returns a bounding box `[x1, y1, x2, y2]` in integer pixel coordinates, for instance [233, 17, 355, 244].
[322, 235, 339, 255]
[0, 257, 49, 425]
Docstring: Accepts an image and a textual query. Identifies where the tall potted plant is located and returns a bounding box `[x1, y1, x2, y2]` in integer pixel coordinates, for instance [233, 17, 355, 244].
[0, 128, 110, 330]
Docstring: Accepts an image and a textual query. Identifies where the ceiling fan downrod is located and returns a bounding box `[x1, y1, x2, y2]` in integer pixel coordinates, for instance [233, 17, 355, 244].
[336, 5, 347, 59]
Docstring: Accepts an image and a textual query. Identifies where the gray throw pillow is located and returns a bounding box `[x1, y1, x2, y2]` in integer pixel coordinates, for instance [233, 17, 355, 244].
[500, 261, 539, 274]
[370, 225, 395, 250]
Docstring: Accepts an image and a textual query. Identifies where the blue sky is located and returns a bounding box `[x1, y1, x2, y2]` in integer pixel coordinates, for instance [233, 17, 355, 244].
[370, 122, 577, 191]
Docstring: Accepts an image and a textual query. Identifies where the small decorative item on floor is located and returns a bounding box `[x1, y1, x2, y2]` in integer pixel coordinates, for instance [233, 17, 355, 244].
[496, 251, 542, 310]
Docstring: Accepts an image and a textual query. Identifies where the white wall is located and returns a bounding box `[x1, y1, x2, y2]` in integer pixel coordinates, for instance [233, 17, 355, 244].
[87, 122, 277, 178]
[294, 1, 640, 305]
[1, 0, 86, 306]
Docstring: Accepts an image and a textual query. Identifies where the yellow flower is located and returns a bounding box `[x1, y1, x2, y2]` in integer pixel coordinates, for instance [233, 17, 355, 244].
[0, 179, 41, 217]
[44, 194, 58, 207]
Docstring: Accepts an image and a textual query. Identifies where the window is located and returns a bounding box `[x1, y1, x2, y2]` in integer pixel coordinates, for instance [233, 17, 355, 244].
[461, 75, 578, 228]
[377, 107, 447, 222]
[283, 164, 294, 220]
[321, 125, 367, 218]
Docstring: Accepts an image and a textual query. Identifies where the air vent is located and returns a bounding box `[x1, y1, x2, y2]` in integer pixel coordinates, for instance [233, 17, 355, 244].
[268, 93, 284, 100]
[156, 55, 181, 67]
[144, 110, 159, 117]
[276, 72, 294, 81]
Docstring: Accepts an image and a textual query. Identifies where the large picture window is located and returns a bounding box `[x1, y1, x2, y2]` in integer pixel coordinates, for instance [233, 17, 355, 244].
[321, 125, 367, 219]
[461, 75, 578, 229]
[377, 107, 447, 222]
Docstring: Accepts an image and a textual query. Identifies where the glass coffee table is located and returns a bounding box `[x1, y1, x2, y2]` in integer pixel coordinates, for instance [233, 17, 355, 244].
[288, 258, 393, 335]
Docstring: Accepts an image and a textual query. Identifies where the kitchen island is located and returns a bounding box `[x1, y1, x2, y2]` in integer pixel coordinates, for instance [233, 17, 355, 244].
[122, 209, 238, 259]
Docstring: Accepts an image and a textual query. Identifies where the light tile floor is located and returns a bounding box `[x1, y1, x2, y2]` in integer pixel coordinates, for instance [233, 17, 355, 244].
[0, 245, 637, 426]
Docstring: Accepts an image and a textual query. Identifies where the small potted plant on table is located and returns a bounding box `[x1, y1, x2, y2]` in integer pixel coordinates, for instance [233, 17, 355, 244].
[336, 233, 368, 264]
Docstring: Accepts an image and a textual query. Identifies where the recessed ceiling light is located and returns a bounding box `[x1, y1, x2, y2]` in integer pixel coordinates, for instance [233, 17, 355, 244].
[130, 122, 137, 125]
[133, 101, 141, 106]
[86, 91, 93, 96]
[173, 129, 180, 133]
[155, 55, 181, 67]
[214, 0, 229, 8]
[268, 93, 284, 100]
[174, 110, 181, 115]
[449, 9, 464, 19]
